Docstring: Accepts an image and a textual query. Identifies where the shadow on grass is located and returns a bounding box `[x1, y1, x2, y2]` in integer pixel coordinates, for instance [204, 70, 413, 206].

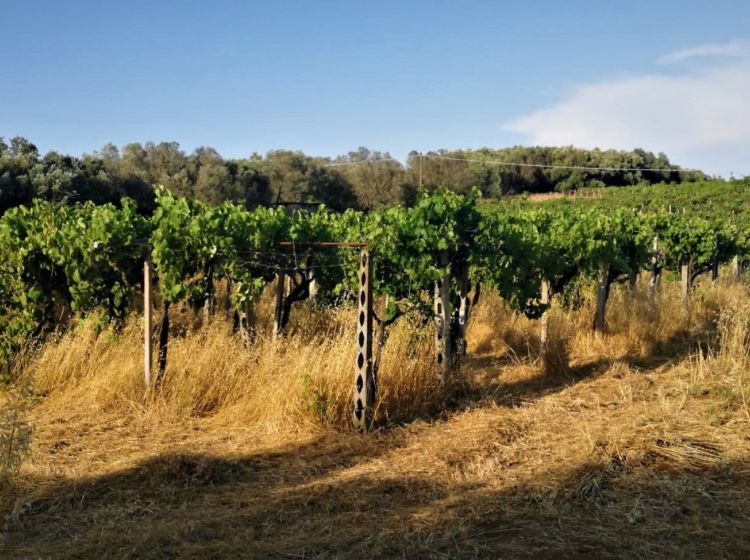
[452, 351, 616, 411]
[4, 435, 750, 559]
[453, 313, 725, 413]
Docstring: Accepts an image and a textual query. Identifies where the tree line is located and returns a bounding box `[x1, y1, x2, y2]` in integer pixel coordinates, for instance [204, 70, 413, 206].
[0, 137, 709, 215]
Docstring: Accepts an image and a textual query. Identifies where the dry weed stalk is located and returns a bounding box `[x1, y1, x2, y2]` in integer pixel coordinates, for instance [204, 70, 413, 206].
[0, 386, 32, 527]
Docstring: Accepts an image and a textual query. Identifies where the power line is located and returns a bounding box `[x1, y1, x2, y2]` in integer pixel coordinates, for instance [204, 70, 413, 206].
[324, 159, 399, 167]
[421, 154, 703, 174]
[325, 153, 704, 174]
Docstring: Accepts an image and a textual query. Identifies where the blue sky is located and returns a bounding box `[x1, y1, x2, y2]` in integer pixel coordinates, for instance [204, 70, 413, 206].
[2, 1, 749, 175]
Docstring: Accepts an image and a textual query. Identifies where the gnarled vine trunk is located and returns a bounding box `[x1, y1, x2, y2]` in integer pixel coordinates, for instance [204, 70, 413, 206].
[681, 257, 691, 310]
[273, 271, 312, 338]
[239, 300, 255, 348]
[648, 234, 660, 302]
[628, 270, 638, 292]
[593, 263, 610, 334]
[155, 300, 170, 389]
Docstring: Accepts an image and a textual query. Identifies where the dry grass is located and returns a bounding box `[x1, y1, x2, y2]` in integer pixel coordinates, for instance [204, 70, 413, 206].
[0, 387, 31, 538]
[24, 303, 441, 432]
[2, 279, 750, 558]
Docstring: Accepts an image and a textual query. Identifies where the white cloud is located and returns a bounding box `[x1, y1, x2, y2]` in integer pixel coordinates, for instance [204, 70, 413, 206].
[505, 42, 750, 177]
[658, 39, 750, 64]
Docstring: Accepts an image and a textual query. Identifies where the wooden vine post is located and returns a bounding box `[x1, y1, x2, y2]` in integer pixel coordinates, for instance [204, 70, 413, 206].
[434, 251, 451, 378]
[733, 255, 741, 279]
[681, 257, 691, 310]
[141, 257, 169, 391]
[143, 259, 153, 392]
[353, 249, 374, 432]
[540, 278, 551, 351]
[239, 300, 253, 348]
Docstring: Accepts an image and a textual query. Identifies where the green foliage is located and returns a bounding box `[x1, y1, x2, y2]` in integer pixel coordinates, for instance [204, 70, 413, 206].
[0, 199, 149, 367]
[337, 189, 483, 319]
[1, 178, 748, 372]
[655, 213, 738, 273]
[150, 187, 289, 306]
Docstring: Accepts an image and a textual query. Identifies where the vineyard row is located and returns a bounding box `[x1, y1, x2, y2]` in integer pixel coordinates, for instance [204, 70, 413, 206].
[1, 185, 748, 428]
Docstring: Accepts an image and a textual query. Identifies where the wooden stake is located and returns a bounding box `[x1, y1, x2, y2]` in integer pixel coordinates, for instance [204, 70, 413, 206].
[733, 255, 741, 279]
[143, 260, 152, 392]
[681, 258, 691, 310]
[540, 278, 550, 351]
[353, 250, 373, 432]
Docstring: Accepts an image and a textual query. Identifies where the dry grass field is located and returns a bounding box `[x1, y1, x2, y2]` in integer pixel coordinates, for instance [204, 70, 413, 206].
[2, 277, 750, 559]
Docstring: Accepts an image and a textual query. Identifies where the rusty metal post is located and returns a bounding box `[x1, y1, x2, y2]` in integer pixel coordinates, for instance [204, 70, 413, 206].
[353, 250, 373, 432]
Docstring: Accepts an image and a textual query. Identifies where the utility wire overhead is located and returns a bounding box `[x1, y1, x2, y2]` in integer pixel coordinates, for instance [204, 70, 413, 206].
[326, 154, 704, 174]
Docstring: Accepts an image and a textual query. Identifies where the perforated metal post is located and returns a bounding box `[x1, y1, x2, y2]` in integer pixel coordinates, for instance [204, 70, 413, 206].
[353, 249, 374, 432]
[434, 251, 451, 379]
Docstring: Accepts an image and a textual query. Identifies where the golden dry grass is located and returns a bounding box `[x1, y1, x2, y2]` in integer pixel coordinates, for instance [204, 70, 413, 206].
[2, 278, 750, 558]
